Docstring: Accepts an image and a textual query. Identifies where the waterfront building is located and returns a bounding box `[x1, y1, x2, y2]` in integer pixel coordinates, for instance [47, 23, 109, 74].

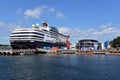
[76, 39, 102, 50]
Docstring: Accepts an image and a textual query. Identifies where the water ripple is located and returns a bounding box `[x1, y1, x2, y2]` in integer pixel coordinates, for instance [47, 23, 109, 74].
[0, 54, 120, 80]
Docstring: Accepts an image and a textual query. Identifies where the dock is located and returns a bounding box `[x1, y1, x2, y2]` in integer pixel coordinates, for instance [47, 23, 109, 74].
[92, 51, 108, 54]
[0, 49, 36, 55]
[0, 49, 12, 55]
[1, 49, 120, 55]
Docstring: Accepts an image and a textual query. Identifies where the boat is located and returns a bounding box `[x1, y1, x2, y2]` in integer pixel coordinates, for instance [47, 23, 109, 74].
[10, 20, 70, 50]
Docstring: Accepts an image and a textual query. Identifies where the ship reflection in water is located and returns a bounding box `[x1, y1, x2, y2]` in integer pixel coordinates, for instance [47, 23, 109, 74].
[0, 54, 120, 80]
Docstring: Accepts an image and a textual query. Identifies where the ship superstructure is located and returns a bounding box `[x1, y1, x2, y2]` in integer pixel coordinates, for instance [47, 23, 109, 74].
[10, 21, 70, 49]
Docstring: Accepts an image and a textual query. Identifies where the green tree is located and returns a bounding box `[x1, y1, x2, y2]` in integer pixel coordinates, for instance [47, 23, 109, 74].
[109, 36, 120, 48]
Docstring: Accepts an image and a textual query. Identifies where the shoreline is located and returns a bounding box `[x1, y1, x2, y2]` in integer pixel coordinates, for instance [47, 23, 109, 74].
[0, 49, 120, 56]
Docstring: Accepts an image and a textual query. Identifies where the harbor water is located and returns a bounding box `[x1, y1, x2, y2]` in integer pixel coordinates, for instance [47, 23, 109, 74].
[0, 54, 120, 80]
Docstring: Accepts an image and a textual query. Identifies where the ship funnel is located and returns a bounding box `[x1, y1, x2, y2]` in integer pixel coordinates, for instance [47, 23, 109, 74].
[42, 20, 48, 27]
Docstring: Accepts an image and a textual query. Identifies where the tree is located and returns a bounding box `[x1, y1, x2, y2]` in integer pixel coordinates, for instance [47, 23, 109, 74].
[109, 36, 120, 48]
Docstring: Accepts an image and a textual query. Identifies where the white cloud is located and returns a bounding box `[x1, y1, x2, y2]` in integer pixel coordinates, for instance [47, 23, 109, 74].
[0, 21, 21, 33]
[58, 27, 70, 34]
[56, 12, 65, 18]
[58, 23, 120, 43]
[73, 23, 119, 36]
[24, 6, 47, 19]
[24, 6, 65, 19]
[0, 21, 21, 44]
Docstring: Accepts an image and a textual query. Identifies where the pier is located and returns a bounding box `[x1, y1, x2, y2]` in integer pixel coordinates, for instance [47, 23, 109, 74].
[0, 49, 36, 55]
[1, 49, 120, 55]
[45, 50, 120, 55]
[0, 49, 12, 55]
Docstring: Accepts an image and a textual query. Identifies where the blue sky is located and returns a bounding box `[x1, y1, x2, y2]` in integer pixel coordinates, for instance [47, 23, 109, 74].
[0, 0, 120, 45]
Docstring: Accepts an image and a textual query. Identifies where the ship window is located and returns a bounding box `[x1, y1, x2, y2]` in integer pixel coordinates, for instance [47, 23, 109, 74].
[12, 32, 45, 36]
[11, 35, 44, 38]
[33, 32, 45, 36]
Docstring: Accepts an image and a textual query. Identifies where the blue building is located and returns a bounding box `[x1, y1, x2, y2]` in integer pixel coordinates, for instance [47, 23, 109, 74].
[104, 41, 109, 49]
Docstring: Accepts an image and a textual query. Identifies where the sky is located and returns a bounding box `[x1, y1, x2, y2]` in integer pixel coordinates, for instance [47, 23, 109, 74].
[0, 0, 120, 45]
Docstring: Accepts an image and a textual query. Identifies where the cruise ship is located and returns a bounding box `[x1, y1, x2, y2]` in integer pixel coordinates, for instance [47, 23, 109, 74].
[10, 21, 70, 50]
